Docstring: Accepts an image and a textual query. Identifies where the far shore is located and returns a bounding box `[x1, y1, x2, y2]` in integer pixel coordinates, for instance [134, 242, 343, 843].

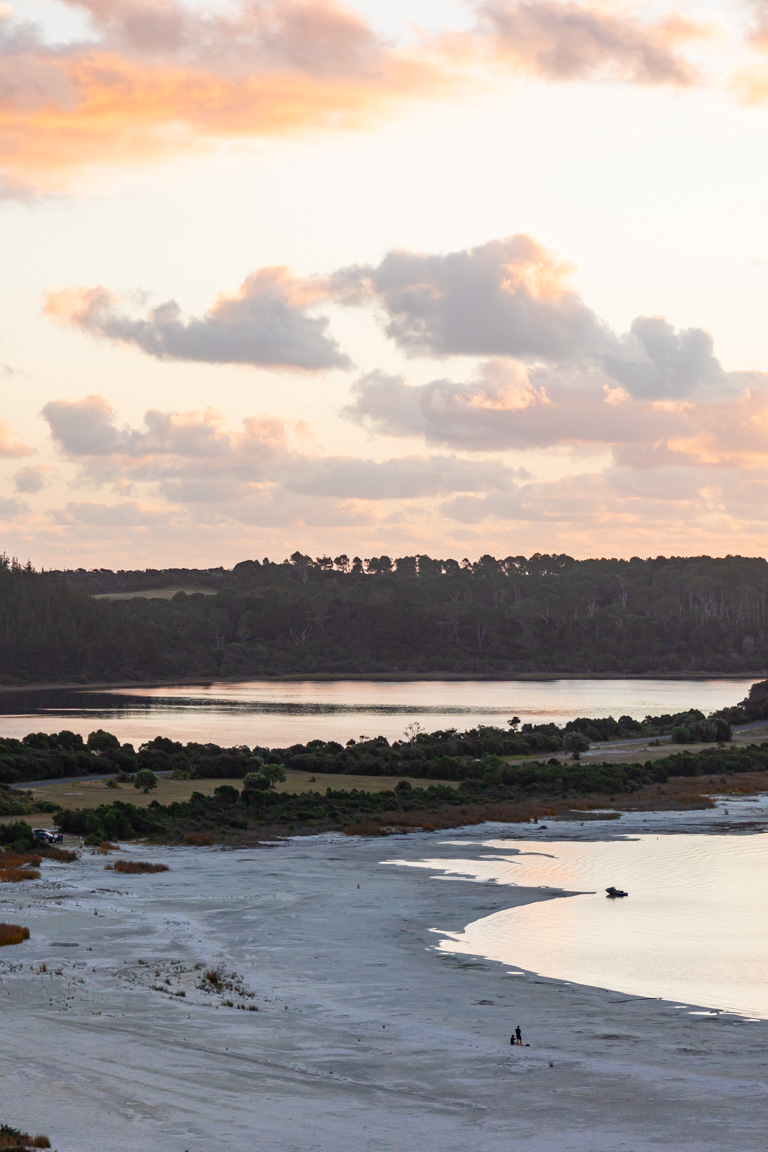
[0, 669, 763, 696]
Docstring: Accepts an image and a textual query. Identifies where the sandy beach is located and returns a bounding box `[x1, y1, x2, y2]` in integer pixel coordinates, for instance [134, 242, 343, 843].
[3, 808, 768, 1151]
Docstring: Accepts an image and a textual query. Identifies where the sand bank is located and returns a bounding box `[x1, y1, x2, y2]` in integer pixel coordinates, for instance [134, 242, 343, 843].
[2, 807, 768, 1151]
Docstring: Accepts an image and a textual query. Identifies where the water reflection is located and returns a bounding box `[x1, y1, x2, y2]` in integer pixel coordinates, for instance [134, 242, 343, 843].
[393, 834, 768, 1019]
[0, 677, 754, 748]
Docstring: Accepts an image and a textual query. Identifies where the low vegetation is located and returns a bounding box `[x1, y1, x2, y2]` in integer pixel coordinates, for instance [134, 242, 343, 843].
[0, 1125, 51, 1149]
[110, 860, 169, 874]
[0, 924, 30, 947]
[44, 741, 768, 844]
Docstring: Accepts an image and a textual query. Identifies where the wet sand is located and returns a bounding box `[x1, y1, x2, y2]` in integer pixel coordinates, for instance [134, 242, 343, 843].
[3, 809, 768, 1151]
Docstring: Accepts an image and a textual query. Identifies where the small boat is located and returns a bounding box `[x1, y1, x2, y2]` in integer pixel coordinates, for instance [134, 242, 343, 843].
[605, 886, 628, 898]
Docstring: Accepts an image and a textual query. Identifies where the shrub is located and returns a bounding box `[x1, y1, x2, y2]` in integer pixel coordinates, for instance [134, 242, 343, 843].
[0, 1126, 52, 1149]
[184, 832, 213, 846]
[113, 860, 169, 874]
[0, 923, 30, 946]
[134, 769, 158, 794]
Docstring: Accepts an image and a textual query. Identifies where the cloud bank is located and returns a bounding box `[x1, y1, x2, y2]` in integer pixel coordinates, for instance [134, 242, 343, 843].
[0, 0, 712, 191]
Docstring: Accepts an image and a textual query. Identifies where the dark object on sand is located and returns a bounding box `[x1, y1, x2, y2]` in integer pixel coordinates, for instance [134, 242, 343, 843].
[605, 886, 628, 898]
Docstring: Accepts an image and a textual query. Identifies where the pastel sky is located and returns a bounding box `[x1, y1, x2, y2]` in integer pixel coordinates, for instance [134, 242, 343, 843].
[4, 0, 768, 567]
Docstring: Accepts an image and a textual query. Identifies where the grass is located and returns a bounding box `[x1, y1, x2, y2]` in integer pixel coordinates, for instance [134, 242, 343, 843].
[111, 860, 169, 874]
[92, 586, 216, 600]
[0, 924, 30, 947]
[16, 769, 459, 816]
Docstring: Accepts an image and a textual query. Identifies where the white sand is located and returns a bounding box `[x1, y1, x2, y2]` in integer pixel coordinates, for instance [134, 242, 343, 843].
[3, 807, 768, 1152]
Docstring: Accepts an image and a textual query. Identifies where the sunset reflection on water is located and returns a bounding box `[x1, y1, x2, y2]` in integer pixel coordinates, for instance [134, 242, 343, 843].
[392, 834, 768, 1019]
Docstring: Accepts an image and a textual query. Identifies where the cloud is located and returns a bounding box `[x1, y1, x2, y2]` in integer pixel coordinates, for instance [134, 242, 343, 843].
[41, 394, 523, 506]
[331, 234, 613, 360]
[607, 315, 760, 402]
[0, 420, 33, 458]
[50, 234, 759, 405]
[476, 1, 703, 86]
[345, 354, 768, 466]
[13, 464, 51, 494]
[58, 500, 170, 527]
[0, 0, 460, 192]
[343, 360, 685, 451]
[44, 270, 350, 371]
[283, 452, 525, 499]
[0, 1, 711, 191]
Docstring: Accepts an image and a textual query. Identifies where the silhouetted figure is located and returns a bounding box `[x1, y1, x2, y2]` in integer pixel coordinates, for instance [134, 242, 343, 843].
[515, 1025, 522, 1045]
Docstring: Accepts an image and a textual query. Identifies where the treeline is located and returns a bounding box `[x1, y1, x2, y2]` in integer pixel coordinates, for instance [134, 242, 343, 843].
[52, 741, 768, 844]
[53, 552, 768, 676]
[4, 552, 768, 683]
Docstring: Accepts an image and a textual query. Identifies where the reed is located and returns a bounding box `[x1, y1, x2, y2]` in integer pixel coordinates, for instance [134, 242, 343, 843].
[0, 869, 40, 884]
[184, 832, 213, 846]
[113, 860, 169, 874]
[0, 923, 30, 947]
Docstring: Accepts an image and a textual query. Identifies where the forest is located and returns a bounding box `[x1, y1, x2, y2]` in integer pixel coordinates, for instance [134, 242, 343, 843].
[4, 552, 768, 682]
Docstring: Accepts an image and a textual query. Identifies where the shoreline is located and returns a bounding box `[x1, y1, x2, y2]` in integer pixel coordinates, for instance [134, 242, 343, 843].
[4, 807, 768, 1150]
[0, 669, 762, 695]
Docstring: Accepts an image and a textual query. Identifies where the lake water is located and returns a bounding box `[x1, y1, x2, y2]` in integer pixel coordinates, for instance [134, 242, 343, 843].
[0, 677, 755, 748]
[396, 832, 768, 1019]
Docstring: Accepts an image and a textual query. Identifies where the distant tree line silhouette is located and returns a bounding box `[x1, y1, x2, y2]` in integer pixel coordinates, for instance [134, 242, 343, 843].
[3, 551, 768, 683]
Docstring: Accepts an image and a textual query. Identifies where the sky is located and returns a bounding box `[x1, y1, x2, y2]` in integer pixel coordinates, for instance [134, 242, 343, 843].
[4, 0, 768, 568]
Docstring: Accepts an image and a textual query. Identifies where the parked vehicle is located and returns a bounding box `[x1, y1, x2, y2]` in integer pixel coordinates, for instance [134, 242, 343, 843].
[33, 829, 63, 844]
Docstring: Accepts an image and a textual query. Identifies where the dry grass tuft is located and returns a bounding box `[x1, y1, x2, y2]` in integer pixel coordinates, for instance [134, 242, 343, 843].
[38, 846, 77, 863]
[0, 923, 30, 947]
[97, 841, 118, 854]
[343, 820, 388, 837]
[113, 860, 169, 874]
[0, 868, 40, 884]
[0, 852, 41, 869]
[184, 832, 213, 846]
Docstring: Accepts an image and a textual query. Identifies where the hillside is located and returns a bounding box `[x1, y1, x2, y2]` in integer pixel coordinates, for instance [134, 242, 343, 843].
[2, 551, 758, 682]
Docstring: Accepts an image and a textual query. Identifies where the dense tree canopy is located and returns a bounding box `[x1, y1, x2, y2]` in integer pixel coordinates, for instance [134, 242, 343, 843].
[3, 552, 768, 683]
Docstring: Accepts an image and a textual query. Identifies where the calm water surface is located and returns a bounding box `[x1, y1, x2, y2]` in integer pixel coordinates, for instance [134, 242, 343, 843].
[395, 834, 768, 1019]
[0, 678, 754, 746]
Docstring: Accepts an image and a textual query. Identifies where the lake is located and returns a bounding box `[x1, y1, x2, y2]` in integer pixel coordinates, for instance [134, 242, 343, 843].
[396, 830, 768, 1020]
[0, 677, 755, 747]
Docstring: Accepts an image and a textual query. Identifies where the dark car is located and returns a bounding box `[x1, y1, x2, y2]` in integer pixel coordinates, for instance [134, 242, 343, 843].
[33, 829, 63, 844]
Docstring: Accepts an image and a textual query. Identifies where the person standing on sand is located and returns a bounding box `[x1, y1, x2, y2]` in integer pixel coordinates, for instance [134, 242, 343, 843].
[515, 1025, 522, 1045]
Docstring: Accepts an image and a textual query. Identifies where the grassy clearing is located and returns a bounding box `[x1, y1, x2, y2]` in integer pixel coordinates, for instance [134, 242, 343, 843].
[0, 924, 30, 947]
[92, 586, 216, 600]
[18, 769, 459, 815]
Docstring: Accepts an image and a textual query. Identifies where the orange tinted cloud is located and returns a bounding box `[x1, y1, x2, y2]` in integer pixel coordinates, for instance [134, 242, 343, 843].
[0, 0, 460, 192]
[1, 0, 708, 192]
